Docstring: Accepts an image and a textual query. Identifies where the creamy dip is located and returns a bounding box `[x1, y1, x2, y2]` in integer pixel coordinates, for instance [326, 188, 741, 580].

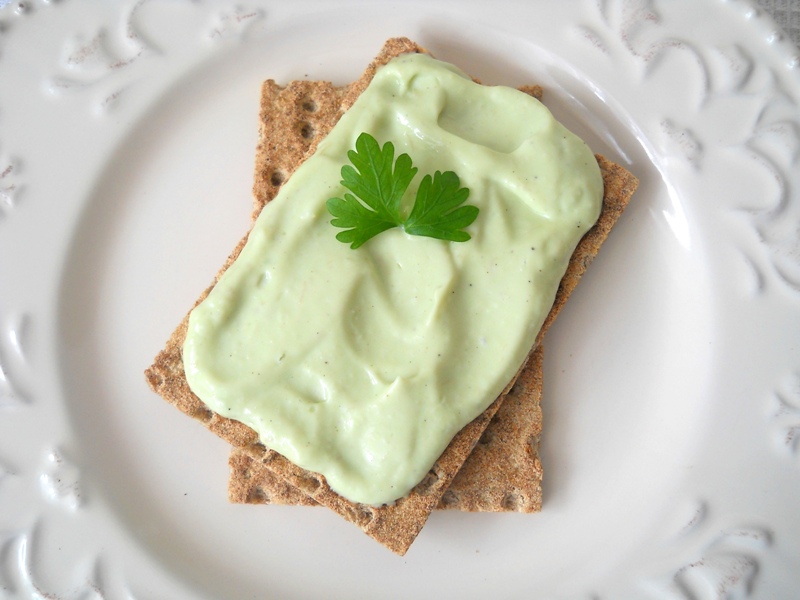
[183, 53, 603, 505]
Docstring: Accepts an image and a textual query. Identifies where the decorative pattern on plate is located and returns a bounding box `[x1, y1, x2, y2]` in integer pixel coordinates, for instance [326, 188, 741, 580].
[206, 5, 263, 42]
[669, 498, 709, 540]
[38, 447, 84, 512]
[730, 44, 800, 295]
[0, 149, 21, 219]
[43, 0, 159, 115]
[0, 528, 30, 598]
[577, 0, 710, 92]
[0, 525, 114, 600]
[739, 127, 800, 295]
[659, 119, 703, 168]
[579, 0, 800, 296]
[0, 312, 29, 408]
[42, 1, 265, 113]
[670, 526, 773, 600]
[642, 500, 773, 600]
[0, 527, 53, 599]
[575, 2, 795, 597]
[770, 371, 800, 461]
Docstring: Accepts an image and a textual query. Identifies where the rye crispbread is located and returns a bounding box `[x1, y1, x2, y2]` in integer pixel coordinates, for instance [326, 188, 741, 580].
[144, 37, 639, 555]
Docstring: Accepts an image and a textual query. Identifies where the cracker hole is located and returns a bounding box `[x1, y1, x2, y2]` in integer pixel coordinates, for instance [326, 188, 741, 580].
[357, 506, 375, 524]
[301, 98, 318, 112]
[146, 371, 163, 388]
[270, 169, 286, 186]
[295, 474, 320, 494]
[344, 505, 374, 526]
[298, 121, 315, 140]
[440, 490, 459, 507]
[247, 487, 269, 503]
[192, 405, 213, 423]
[502, 492, 522, 511]
[478, 428, 496, 445]
[415, 470, 440, 494]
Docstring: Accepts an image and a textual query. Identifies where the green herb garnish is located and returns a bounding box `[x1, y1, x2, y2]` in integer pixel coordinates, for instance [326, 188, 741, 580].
[326, 132, 478, 249]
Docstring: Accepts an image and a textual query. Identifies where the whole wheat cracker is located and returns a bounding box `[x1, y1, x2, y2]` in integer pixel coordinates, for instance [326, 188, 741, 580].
[144, 37, 639, 555]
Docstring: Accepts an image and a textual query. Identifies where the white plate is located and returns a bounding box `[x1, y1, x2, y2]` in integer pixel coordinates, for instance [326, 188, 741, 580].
[1, 1, 799, 598]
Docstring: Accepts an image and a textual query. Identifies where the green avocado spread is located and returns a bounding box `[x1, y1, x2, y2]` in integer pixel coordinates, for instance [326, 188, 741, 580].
[183, 53, 603, 506]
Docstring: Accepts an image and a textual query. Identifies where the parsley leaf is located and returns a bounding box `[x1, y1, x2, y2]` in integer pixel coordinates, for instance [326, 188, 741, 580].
[326, 132, 478, 249]
[404, 171, 477, 243]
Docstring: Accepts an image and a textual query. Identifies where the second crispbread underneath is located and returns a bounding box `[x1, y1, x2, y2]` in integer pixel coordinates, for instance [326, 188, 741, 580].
[144, 37, 639, 555]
